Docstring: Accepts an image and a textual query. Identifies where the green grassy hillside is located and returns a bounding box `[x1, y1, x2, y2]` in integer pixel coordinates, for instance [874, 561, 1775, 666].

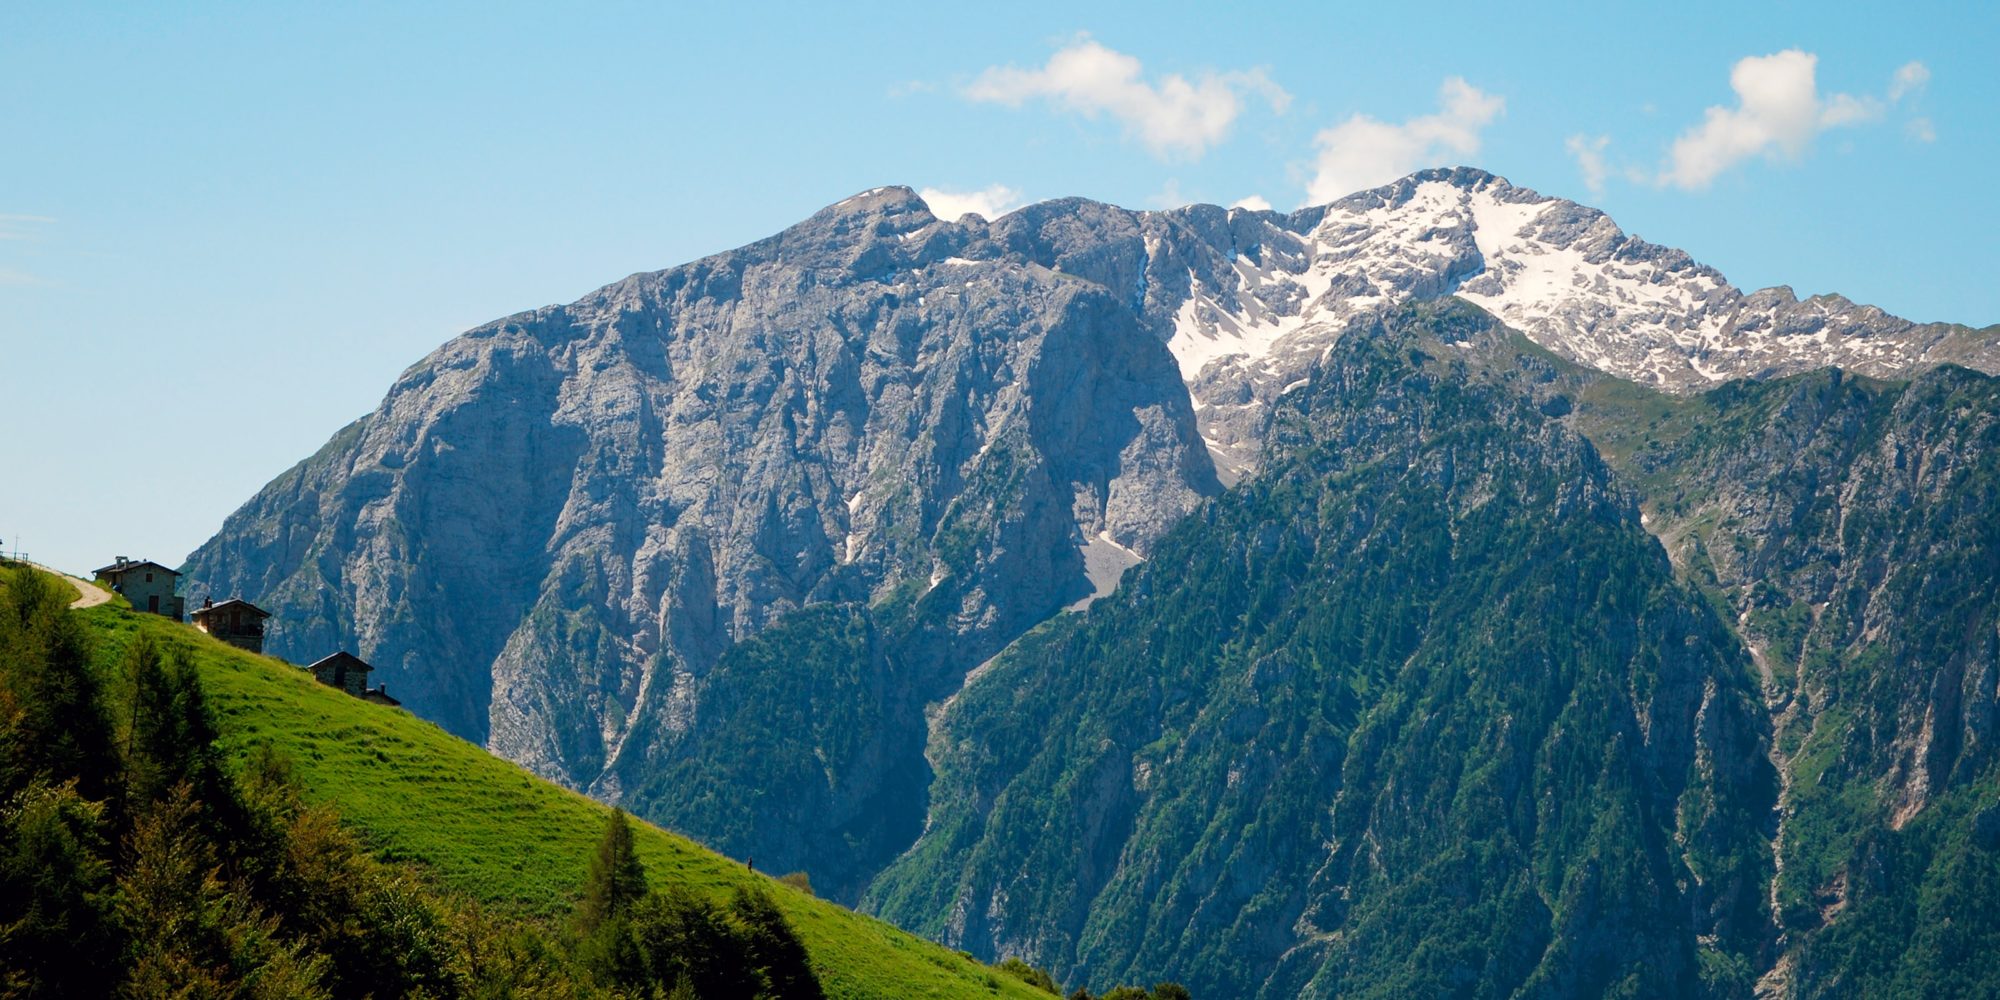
[65, 583, 1045, 1000]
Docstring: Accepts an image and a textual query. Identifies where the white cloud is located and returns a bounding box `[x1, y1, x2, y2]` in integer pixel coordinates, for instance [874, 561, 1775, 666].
[1230, 195, 1273, 212]
[1908, 116, 1937, 143]
[1658, 51, 1929, 190]
[1660, 50, 1834, 189]
[1890, 61, 1931, 100]
[964, 35, 1289, 159]
[1304, 77, 1505, 205]
[1819, 92, 1885, 128]
[1566, 134, 1612, 196]
[918, 184, 1026, 222]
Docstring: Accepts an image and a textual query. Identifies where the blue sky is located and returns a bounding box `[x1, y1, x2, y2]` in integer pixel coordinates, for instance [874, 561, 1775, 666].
[4, 0, 1995, 576]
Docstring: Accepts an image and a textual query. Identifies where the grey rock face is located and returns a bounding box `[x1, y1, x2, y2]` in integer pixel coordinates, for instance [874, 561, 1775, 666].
[183, 168, 1994, 894]
[184, 186, 1229, 796]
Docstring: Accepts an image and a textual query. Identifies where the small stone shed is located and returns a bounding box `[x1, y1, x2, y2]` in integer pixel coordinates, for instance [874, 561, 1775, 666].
[305, 650, 400, 706]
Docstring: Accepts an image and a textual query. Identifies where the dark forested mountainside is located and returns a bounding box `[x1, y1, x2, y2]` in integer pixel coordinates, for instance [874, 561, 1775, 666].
[1571, 361, 2000, 997]
[860, 301, 2000, 997]
[867, 301, 1778, 997]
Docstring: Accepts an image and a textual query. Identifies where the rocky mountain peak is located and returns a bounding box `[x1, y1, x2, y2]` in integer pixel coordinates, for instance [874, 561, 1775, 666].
[1152, 166, 1997, 477]
[819, 183, 929, 217]
[801, 184, 939, 243]
[183, 166, 1996, 892]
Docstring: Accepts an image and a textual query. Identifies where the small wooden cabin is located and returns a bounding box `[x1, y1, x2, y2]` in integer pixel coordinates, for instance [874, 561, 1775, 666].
[191, 597, 270, 654]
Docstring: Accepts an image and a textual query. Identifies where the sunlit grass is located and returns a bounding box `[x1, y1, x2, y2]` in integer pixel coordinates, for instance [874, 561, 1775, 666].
[74, 596, 1042, 1000]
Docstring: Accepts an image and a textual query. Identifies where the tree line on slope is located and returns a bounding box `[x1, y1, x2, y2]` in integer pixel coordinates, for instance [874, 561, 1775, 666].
[0, 566, 822, 999]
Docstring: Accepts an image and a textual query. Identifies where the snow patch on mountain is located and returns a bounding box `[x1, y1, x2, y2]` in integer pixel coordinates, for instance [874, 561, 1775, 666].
[1166, 256, 1340, 386]
[1162, 168, 1995, 424]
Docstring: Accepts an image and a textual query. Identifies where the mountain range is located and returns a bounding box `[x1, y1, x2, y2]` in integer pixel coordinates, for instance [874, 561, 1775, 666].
[183, 167, 2000, 997]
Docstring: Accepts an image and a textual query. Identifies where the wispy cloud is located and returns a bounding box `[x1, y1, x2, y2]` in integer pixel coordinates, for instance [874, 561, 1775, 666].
[0, 214, 55, 241]
[1304, 77, 1504, 205]
[964, 35, 1289, 159]
[1230, 194, 1273, 212]
[918, 184, 1026, 222]
[1892, 61, 1934, 142]
[1566, 134, 1613, 196]
[1657, 51, 1929, 190]
[0, 215, 55, 287]
[1889, 61, 1931, 101]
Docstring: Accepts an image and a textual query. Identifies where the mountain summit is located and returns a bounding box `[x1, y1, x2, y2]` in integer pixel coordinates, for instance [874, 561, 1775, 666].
[1157, 167, 1997, 476]
[184, 167, 1998, 916]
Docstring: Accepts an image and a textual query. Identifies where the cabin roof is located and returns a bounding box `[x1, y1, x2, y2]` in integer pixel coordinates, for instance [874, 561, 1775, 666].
[95, 558, 180, 578]
[193, 598, 271, 619]
[307, 651, 373, 674]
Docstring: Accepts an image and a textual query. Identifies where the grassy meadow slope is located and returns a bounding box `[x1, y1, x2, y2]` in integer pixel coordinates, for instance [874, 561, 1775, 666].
[66, 586, 1046, 1000]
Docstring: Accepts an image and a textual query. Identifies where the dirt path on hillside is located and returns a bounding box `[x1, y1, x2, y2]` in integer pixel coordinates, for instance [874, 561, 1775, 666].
[65, 573, 112, 608]
[28, 563, 113, 609]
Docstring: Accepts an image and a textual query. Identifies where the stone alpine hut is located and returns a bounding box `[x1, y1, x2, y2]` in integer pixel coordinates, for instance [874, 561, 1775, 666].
[306, 651, 400, 706]
[94, 557, 184, 620]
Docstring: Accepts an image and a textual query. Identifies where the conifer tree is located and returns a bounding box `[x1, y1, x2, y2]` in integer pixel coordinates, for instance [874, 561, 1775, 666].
[124, 639, 227, 813]
[729, 886, 824, 999]
[573, 808, 651, 987]
[0, 570, 118, 802]
[576, 808, 648, 934]
[121, 635, 171, 802]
